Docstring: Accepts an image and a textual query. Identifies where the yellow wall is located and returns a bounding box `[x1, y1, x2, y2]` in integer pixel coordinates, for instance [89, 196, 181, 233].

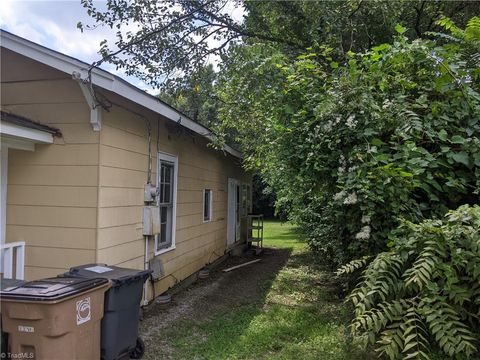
[1, 49, 98, 279]
[1, 48, 250, 298]
[97, 93, 249, 299]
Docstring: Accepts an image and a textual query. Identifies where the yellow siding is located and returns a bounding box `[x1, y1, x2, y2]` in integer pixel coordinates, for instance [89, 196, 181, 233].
[2, 48, 250, 299]
[97, 92, 250, 300]
[2, 49, 97, 278]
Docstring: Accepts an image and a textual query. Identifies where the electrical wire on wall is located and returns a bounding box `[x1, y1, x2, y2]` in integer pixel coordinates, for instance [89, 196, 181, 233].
[84, 67, 112, 112]
[84, 67, 153, 182]
[82, 76, 156, 305]
[157, 117, 161, 154]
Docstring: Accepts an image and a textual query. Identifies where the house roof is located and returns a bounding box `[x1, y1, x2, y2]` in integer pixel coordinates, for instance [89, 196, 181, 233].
[1, 111, 62, 137]
[0, 29, 242, 159]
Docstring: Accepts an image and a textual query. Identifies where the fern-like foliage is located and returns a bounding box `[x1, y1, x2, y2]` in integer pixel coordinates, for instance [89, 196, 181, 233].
[342, 205, 480, 359]
[336, 256, 372, 276]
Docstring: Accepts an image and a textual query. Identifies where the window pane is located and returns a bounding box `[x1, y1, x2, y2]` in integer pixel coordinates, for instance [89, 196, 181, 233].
[163, 184, 171, 203]
[166, 207, 172, 243]
[204, 190, 210, 221]
[161, 206, 167, 223]
[160, 224, 167, 243]
[159, 179, 165, 203]
[159, 162, 174, 204]
[164, 165, 171, 184]
[161, 165, 165, 183]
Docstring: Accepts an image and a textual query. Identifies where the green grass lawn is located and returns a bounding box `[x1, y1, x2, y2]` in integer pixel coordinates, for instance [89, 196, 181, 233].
[151, 221, 372, 359]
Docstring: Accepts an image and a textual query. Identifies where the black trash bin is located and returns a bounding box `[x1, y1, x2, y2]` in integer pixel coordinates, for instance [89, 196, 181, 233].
[1, 277, 25, 357]
[65, 264, 152, 360]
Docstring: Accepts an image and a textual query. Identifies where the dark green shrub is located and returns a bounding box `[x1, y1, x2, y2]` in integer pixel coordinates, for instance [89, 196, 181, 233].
[338, 205, 480, 359]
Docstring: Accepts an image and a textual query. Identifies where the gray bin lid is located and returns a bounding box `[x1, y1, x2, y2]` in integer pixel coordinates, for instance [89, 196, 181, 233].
[67, 264, 152, 287]
[1, 278, 25, 291]
[0, 277, 108, 302]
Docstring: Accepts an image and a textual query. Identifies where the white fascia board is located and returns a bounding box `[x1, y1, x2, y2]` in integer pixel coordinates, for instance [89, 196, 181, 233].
[0, 30, 243, 159]
[0, 136, 35, 151]
[0, 121, 54, 144]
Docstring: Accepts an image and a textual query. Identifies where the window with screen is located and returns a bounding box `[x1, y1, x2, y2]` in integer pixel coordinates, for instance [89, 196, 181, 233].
[203, 189, 212, 222]
[155, 152, 177, 254]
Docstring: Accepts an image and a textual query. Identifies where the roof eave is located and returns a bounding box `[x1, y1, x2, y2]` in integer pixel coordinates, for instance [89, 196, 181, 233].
[0, 29, 243, 159]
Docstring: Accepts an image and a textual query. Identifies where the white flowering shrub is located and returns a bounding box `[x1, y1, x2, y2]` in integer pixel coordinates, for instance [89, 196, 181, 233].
[238, 19, 480, 268]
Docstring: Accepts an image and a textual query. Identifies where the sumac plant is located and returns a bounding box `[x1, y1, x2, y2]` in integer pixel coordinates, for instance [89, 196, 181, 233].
[337, 204, 480, 359]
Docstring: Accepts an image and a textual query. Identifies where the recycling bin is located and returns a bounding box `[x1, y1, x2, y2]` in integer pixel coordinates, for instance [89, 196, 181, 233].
[1, 277, 25, 357]
[0, 276, 110, 360]
[66, 264, 152, 360]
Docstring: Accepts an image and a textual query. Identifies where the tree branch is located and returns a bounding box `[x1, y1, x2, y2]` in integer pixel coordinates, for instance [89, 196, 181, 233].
[414, 1, 427, 38]
[197, 8, 304, 49]
[89, 0, 218, 71]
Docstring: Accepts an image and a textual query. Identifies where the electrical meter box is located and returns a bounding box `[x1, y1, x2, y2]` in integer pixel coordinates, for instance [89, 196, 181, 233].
[143, 206, 160, 236]
[144, 183, 157, 203]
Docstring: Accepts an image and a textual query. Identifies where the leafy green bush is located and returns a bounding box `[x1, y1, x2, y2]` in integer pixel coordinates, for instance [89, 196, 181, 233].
[337, 204, 480, 359]
[220, 17, 480, 267]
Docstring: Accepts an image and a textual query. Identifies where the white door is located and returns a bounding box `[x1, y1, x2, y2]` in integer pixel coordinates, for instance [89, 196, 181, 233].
[227, 178, 241, 246]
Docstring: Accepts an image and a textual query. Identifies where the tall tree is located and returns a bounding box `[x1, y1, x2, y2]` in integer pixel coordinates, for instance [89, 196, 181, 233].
[80, 0, 479, 89]
[158, 64, 220, 128]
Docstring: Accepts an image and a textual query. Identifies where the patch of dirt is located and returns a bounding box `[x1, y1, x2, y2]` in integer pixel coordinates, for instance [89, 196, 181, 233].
[139, 248, 291, 358]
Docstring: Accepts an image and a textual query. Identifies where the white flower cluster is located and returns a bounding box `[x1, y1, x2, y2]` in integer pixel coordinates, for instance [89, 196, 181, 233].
[355, 225, 371, 240]
[346, 114, 358, 129]
[343, 192, 358, 205]
[338, 154, 347, 174]
[333, 190, 346, 201]
[324, 115, 342, 132]
[382, 99, 393, 109]
[361, 214, 371, 224]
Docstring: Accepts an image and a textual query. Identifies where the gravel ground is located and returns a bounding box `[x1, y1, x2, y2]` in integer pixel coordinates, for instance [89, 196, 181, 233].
[139, 248, 291, 359]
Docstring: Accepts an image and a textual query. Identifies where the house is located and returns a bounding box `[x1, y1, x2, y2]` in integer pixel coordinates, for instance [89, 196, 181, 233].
[0, 30, 252, 302]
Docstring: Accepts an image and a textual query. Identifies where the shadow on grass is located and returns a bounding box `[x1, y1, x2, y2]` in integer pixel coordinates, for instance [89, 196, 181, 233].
[142, 221, 373, 360]
[154, 248, 370, 359]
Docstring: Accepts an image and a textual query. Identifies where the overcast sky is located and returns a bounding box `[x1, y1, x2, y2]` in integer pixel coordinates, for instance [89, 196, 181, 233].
[1, 0, 245, 93]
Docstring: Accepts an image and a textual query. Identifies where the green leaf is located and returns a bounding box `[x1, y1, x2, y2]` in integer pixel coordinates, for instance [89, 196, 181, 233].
[450, 135, 465, 144]
[438, 130, 448, 141]
[395, 24, 407, 34]
[450, 152, 470, 166]
[371, 138, 385, 146]
[474, 153, 480, 167]
[284, 105, 295, 114]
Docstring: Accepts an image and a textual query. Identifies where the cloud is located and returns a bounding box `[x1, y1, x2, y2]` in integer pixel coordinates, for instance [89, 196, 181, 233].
[0, 0, 245, 90]
[1, 1, 109, 60]
[1, 0, 152, 90]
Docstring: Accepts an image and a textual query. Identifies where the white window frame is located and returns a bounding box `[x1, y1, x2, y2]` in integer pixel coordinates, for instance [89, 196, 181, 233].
[154, 151, 178, 256]
[203, 189, 213, 223]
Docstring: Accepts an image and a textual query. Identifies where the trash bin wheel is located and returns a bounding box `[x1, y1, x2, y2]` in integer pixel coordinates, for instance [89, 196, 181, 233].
[130, 337, 145, 359]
